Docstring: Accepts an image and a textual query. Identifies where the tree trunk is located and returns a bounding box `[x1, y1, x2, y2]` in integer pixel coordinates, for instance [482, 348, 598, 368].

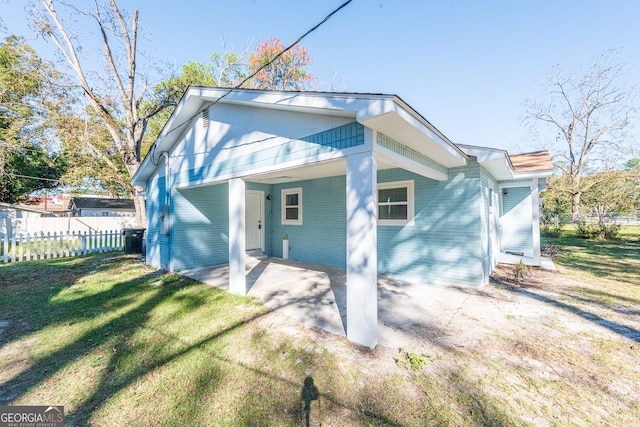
[125, 163, 146, 228]
[132, 189, 147, 228]
[571, 191, 581, 222]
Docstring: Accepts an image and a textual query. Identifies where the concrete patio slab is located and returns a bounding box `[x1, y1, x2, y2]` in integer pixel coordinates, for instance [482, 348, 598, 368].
[182, 257, 521, 351]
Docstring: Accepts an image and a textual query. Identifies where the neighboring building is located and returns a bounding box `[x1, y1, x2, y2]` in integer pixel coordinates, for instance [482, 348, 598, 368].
[0, 202, 56, 219]
[68, 197, 135, 217]
[19, 195, 68, 217]
[132, 87, 553, 347]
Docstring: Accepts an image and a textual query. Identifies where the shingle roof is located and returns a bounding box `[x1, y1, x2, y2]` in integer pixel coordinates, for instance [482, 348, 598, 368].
[71, 197, 135, 210]
[509, 150, 553, 173]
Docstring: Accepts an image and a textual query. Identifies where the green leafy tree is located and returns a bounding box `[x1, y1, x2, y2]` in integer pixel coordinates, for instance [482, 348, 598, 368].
[580, 169, 637, 223]
[623, 159, 640, 212]
[52, 105, 129, 197]
[525, 51, 636, 218]
[0, 144, 66, 203]
[0, 35, 67, 203]
[143, 38, 315, 145]
[142, 51, 245, 150]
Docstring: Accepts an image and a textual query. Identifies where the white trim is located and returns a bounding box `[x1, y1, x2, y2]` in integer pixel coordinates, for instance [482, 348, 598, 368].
[374, 144, 448, 181]
[228, 178, 246, 295]
[377, 180, 415, 226]
[281, 187, 303, 225]
[531, 179, 541, 265]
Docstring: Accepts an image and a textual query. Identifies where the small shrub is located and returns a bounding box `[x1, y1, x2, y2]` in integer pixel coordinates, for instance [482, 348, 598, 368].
[576, 220, 598, 239]
[513, 260, 529, 285]
[541, 224, 562, 238]
[576, 220, 621, 240]
[601, 223, 621, 240]
[542, 243, 559, 258]
[396, 348, 430, 371]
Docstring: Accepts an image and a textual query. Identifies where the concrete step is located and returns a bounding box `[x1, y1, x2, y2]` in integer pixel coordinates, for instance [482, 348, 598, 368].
[246, 249, 267, 260]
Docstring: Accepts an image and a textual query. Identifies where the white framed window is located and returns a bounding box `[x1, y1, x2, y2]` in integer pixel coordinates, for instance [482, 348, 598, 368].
[281, 187, 303, 225]
[378, 180, 414, 226]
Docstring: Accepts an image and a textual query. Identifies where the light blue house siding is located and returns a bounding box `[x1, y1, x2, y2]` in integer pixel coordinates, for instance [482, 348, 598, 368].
[269, 175, 347, 267]
[262, 162, 485, 287]
[144, 119, 493, 287]
[170, 121, 365, 189]
[377, 163, 483, 287]
[170, 184, 229, 271]
[146, 175, 170, 270]
[148, 164, 487, 287]
[162, 182, 272, 271]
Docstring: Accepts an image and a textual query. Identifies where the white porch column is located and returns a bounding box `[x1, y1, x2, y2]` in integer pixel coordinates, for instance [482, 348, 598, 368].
[531, 179, 541, 266]
[228, 178, 246, 295]
[346, 151, 378, 348]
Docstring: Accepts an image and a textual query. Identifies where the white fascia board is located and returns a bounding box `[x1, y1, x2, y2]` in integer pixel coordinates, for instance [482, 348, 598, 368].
[133, 88, 469, 186]
[459, 144, 554, 181]
[513, 170, 554, 179]
[375, 145, 448, 181]
[459, 145, 514, 180]
[359, 100, 467, 168]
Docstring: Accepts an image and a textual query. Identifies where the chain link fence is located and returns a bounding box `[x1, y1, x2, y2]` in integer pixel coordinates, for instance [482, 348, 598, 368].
[542, 212, 640, 226]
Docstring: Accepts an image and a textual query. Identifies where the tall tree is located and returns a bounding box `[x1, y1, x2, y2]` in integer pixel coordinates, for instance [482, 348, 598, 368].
[33, 0, 171, 226]
[143, 38, 315, 145]
[0, 144, 66, 203]
[580, 169, 638, 224]
[53, 105, 129, 197]
[245, 37, 314, 91]
[0, 35, 66, 203]
[525, 51, 636, 218]
[142, 50, 246, 150]
[623, 158, 640, 212]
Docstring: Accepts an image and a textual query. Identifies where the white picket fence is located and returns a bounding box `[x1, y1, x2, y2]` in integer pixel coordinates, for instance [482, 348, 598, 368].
[2, 229, 123, 264]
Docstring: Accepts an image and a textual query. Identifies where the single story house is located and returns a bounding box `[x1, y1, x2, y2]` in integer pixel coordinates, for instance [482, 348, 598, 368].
[133, 87, 553, 347]
[68, 197, 136, 217]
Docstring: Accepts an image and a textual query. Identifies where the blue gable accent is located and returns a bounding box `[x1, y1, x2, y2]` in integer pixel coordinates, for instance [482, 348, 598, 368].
[300, 122, 365, 150]
[172, 122, 365, 188]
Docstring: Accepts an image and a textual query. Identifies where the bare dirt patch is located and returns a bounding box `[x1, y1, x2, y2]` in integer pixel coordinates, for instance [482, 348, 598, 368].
[250, 261, 640, 425]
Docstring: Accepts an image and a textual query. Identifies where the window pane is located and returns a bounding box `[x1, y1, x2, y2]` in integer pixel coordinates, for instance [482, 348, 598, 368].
[286, 193, 299, 206]
[378, 187, 407, 203]
[379, 204, 407, 220]
[285, 207, 298, 220]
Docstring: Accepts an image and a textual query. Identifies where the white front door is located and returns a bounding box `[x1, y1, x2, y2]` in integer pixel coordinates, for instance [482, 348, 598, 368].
[245, 191, 263, 251]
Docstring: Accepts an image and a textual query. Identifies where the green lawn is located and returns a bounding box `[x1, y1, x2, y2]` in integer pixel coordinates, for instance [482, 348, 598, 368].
[1, 227, 639, 426]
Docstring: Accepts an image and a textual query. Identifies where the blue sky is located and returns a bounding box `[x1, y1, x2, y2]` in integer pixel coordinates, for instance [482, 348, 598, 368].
[2, 0, 639, 153]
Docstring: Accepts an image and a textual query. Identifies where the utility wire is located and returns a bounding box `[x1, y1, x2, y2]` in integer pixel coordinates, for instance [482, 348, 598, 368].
[150, 0, 353, 164]
[4, 173, 59, 183]
[235, 0, 353, 90]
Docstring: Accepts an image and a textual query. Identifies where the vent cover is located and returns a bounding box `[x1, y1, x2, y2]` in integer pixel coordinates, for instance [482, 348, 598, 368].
[202, 107, 209, 128]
